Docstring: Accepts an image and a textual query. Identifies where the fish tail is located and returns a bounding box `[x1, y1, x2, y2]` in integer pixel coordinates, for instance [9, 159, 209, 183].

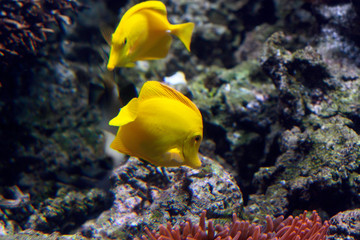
[170, 22, 195, 52]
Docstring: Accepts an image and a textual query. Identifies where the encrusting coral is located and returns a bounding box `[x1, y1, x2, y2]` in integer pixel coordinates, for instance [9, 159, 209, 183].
[136, 210, 329, 240]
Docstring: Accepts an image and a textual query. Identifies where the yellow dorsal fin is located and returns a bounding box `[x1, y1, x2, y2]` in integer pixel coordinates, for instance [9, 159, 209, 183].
[139, 81, 201, 116]
[109, 98, 139, 126]
[170, 22, 195, 52]
[121, 1, 167, 23]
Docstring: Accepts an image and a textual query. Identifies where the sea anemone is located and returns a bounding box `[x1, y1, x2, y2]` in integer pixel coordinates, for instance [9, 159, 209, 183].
[302, 0, 348, 4]
[136, 210, 329, 240]
[0, 0, 79, 64]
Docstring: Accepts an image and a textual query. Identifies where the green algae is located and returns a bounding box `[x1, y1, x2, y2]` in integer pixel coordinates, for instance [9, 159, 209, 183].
[250, 30, 360, 221]
[26, 188, 112, 233]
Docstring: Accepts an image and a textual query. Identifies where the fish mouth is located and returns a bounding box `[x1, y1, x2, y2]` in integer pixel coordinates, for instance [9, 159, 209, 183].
[107, 65, 115, 71]
[189, 155, 202, 169]
[184, 150, 202, 169]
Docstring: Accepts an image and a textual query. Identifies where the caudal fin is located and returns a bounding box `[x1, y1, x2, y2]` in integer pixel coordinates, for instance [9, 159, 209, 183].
[171, 22, 195, 52]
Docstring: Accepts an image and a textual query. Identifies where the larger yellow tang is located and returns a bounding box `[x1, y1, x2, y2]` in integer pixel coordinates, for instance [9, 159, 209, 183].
[109, 81, 203, 168]
[106, 1, 195, 70]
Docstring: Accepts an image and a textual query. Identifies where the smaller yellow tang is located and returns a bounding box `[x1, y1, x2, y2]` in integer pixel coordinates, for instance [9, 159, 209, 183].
[109, 81, 203, 168]
[106, 1, 195, 70]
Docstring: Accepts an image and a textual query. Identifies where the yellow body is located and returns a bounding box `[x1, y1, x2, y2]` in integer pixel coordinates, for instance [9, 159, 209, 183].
[107, 1, 195, 70]
[109, 81, 203, 168]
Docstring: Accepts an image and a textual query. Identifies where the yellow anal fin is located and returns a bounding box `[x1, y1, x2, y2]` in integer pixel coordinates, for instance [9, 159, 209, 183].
[109, 97, 139, 127]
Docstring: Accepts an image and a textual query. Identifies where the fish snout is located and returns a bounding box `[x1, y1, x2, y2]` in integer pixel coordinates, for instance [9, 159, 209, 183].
[187, 154, 202, 169]
[107, 47, 120, 71]
[107, 64, 115, 71]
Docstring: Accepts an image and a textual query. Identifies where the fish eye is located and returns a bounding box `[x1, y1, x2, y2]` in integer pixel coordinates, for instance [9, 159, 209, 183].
[123, 38, 127, 45]
[194, 135, 201, 143]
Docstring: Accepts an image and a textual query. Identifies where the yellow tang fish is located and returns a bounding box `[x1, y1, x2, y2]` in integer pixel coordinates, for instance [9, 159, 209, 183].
[106, 1, 195, 70]
[109, 81, 203, 168]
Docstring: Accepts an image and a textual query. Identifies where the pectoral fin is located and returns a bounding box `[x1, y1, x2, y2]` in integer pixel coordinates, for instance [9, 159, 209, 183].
[163, 148, 184, 164]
